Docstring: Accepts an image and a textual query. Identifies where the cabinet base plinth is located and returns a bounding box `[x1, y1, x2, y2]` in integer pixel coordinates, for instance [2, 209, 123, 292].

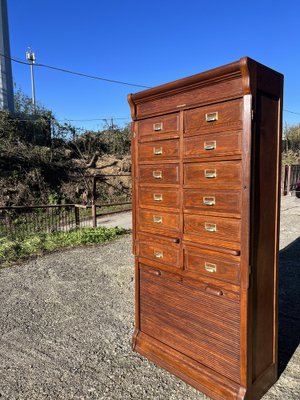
[135, 331, 245, 400]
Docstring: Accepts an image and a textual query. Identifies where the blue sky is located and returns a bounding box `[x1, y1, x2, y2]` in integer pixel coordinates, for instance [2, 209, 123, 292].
[7, 0, 300, 131]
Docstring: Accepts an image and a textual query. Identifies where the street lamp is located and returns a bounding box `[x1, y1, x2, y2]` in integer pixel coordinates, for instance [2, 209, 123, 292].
[26, 48, 36, 111]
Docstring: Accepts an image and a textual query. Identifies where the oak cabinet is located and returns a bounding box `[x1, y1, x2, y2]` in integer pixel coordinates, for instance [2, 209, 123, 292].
[128, 57, 283, 400]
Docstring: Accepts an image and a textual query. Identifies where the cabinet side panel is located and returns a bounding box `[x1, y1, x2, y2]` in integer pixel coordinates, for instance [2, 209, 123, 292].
[252, 91, 281, 381]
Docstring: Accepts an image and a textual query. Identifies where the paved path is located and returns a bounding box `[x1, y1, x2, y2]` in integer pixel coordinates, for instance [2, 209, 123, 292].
[97, 211, 132, 230]
[0, 197, 299, 399]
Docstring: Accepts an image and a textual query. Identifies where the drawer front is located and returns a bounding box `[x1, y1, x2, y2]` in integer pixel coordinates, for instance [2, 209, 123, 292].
[139, 139, 180, 162]
[140, 187, 180, 210]
[140, 267, 241, 382]
[184, 189, 241, 216]
[183, 131, 241, 159]
[184, 214, 241, 243]
[184, 246, 240, 284]
[184, 161, 242, 189]
[139, 209, 180, 233]
[139, 114, 179, 141]
[184, 99, 243, 135]
[139, 164, 179, 185]
[139, 237, 180, 268]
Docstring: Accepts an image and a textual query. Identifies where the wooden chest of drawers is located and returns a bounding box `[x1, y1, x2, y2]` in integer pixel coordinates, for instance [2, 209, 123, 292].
[128, 57, 283, 400]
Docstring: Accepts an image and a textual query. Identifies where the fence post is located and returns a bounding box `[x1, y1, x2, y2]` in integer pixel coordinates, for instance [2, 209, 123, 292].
[92, 205, 97, 228]
[74, 206, 80, 228]
[281, 165, 285, 195]
[287, 165, 292, 195]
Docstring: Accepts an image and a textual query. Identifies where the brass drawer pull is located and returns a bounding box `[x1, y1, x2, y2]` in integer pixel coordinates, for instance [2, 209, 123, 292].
[205, 112, 218, 122]
[205, 262, 217, 273]
[154, 250, 163, 259]
[153, 122, 163, 131]
[203, 196, 215, 206]
[153, 216, 163, 224]
[204, 169, 217, 179]
[204, 140, 216, 150]
[153, 170, 162, 179]
[153, 193, 163, 201]
[153, 147, 163, 155]
[205, 222, 217, 232]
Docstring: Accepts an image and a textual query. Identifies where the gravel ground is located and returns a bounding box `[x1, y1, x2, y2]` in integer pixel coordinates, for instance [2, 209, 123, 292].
[0, 196, 299, 399]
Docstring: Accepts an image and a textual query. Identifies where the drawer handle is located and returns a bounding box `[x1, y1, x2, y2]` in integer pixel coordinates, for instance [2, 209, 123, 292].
[153, 147, 163, 155]
[204, 169, 217, 179]
[148, 269, 161, 276]
[153, 193, 163, 201]
[154, 250, 163, 259]
[153, 170, 162, 179]
[205, 223, 217, 232]
[205, 112, 218, 122]
[203, 196, 215, 206]
[153, 122, 163, 132]
[205, 262, 217, 273]
[204, 140, 216, 150]
[153, 216, 163, 224]
[205, 286, 223, 296]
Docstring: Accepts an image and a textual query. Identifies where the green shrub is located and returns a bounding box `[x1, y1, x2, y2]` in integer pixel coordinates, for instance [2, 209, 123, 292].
[0, 226, 126, 267]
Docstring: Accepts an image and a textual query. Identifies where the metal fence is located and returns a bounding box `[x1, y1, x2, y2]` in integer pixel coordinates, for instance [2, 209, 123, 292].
[282, 164, 300, 195]
[0, 202, 131, 238]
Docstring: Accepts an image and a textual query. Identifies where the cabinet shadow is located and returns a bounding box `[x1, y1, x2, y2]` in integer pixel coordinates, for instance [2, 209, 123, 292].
[278, 236, 300, 376]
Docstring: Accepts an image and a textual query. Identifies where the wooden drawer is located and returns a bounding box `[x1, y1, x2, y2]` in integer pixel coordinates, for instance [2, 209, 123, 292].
[139, 187, 180, 210]
[138, 114, 179, 142]
[139, 235, 180, 268]
[184, 214, 241, 243]
[139, 267, 241, 383]
[184, 161, 242, 189]
[139, 139, 180, 162]
[183, 131, 241, 159]
[184, 246, 240, 284]
[184, 99, 243, 135]
[184, 189, 241, 217]
[139, 209, 180, 233]
[139, 164, 179, 185]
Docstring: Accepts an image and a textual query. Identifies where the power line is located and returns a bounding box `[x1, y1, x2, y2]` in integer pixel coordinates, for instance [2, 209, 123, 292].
[284, 109, 300, 116]
[3, 52, 300, 116]
[0, 52, 151, 89]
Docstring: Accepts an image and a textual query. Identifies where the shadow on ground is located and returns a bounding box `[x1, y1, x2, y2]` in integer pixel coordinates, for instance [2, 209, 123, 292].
[278, 236, 300, 376]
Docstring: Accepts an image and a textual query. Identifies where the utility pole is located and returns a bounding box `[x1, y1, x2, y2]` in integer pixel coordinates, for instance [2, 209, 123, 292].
[0, 0, 14, 113]
[26, 48, 36, 111]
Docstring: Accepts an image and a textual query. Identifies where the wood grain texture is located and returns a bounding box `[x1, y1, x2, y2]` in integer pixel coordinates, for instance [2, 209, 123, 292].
[139, 139, 180, 162]
[128, 57, 283, 400]
[184, 246, 240, 284]
[139, 187, 180, 210]
[184, 99, 243, 135]
[139, 163, 179, 186]
[184, 188, 241, 217]
[184, 161, 242, 189]
[183, 130, 242, 159]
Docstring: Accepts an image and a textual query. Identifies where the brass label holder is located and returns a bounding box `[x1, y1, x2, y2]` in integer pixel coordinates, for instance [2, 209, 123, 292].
[204, 169, 217, 179]
[204, 140, 217, 151]
[153, 122, 163, 132]
[204, 222, 217, 232]
[154, 250, 163, 259]
[153, 193, 163, 201]
[153, 147, 163, 155]
[205, 112, 218, 122]
[203, 196, 216, 206]
[153, 171, 162, 179]
[153, 216, 163, 224]
[204, 262, 217, 273]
